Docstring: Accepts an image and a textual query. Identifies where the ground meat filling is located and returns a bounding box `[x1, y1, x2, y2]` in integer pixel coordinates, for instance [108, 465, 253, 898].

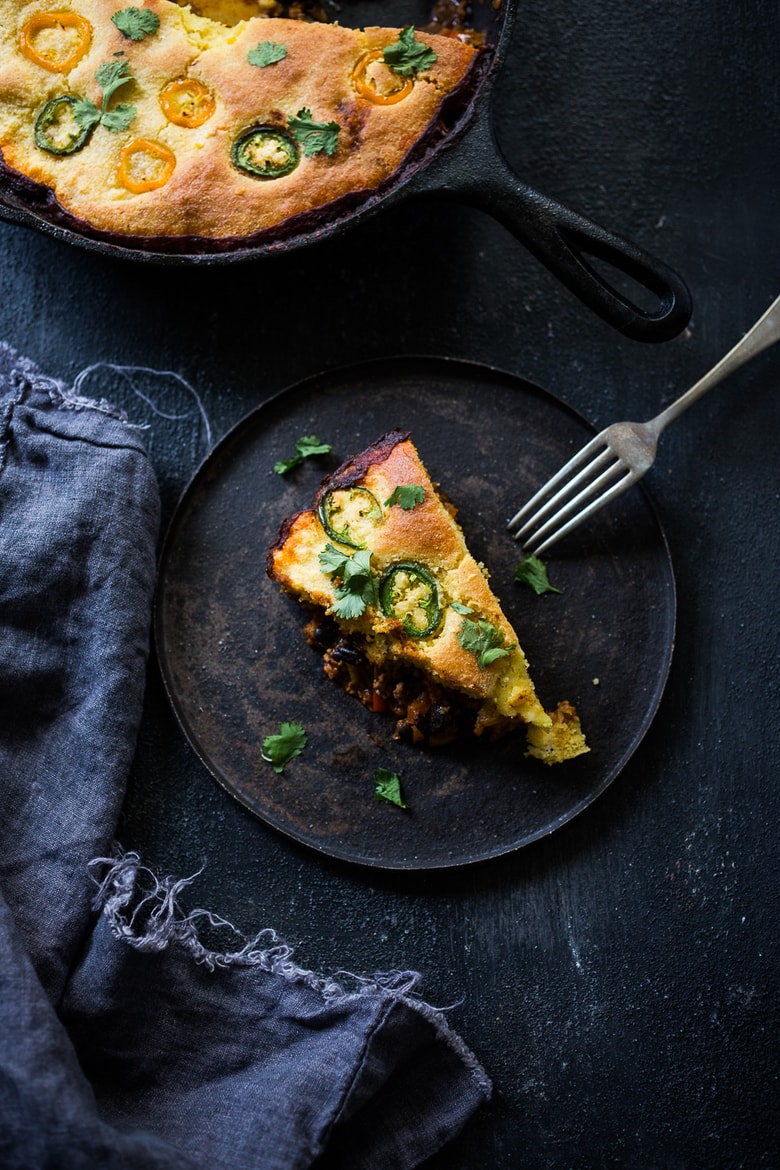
[303, 614, 480, 746]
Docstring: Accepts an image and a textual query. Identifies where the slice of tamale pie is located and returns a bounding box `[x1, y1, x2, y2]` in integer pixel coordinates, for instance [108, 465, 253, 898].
[267, 430, 588, 764]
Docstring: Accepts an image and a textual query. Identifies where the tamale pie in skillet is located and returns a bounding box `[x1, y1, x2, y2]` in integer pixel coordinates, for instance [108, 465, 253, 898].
[0, 0, 690, 340]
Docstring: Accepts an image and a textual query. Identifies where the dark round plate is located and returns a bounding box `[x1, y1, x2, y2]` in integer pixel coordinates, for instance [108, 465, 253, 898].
[154, 357, 675, 869]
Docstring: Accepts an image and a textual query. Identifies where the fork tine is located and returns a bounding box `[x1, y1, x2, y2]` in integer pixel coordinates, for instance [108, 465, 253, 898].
[507, 433, 610, 531]
[514, 448, 621, 538]
[524, 466, 641, 555]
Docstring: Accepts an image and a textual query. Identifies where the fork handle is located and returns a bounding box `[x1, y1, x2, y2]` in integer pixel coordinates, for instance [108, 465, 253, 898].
[650, 293, 780, 433]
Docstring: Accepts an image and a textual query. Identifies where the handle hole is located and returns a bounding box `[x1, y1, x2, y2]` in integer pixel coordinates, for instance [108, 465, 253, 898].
[575, 248, 671, 316]
[560, 225, 680, 319]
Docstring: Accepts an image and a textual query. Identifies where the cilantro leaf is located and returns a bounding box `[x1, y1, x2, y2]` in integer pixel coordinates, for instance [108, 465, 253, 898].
[339, 547, 373, 586]
[75, 59, 136, 134]
[289, 107, 340, 158]
[318, 543, 378, 620]
[261, 721, 307, 773]
[383, 26, 438, 78]
[112, 7, 161, 41]
[515, 554, 562, 596]
[73, 98, 102, 132]
[450, 601, 473, 615]
[274, 434, 331, 475]
[318, 542, 351, 576]
[248, 41, 287, 67]
[296, 435, 331, 459]
[330, 590, 369, 621]
[100, 103, 136, 133]
[457, 616, 512, 669]
[374, 768, 409, 809]
[384, 484, 425, 511]
[95, 59, 134, 103]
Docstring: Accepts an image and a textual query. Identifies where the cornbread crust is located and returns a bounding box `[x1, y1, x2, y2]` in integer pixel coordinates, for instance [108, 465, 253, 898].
[268, 431, 589, 765]
[0, 1, 476, 241]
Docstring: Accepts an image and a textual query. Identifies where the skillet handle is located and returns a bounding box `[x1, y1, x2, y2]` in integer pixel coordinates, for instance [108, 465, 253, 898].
[416, 112, 692, 343]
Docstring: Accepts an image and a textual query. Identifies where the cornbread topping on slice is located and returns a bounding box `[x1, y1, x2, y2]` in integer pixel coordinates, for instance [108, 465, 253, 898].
[267, 430, 589, 765]
[0, 1, 476, 241]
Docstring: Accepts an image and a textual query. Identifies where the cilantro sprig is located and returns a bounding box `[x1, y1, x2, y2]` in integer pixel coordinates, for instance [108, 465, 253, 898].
[515, 554, 562, 596]
[384, 484, 425, 511]
[274, 434, 331, 475]
[288, 108, 340, 158]
[261, 721, 307, 774]
[374, 768, 409, 809]
[457, 616, 512, 669]
[248, 40, 287, 67]
[74, 59, 136, 135]
[112, 7, 160, 40]
[319, 543, 378, 620]
[383, 26, 438, 77]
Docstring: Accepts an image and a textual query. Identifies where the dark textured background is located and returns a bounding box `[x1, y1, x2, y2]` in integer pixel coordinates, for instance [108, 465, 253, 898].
[1, 1, 778, 1165]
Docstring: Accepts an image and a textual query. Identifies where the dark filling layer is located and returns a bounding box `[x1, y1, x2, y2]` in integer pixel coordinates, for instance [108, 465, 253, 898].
[304, 614, 482, 747]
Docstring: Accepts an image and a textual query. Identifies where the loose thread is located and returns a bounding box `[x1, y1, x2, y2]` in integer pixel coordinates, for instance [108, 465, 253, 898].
[71, 362, 214, 452]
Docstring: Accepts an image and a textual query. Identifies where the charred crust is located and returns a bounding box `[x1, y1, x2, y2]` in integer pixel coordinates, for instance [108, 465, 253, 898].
[266, 508, 312, 577]
[268, 429, 411, 578]
[313, 429, 410, 504]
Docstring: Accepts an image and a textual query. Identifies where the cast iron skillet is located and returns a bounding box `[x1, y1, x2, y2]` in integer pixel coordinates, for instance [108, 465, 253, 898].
[0, 0, 690, 341]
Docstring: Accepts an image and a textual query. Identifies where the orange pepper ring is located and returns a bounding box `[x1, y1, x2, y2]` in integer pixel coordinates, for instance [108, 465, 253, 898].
[351, 50, 414, 106]
[160, 78, 216, 129]
[19, 12, 92, 73]
[117, 139, 176, 194]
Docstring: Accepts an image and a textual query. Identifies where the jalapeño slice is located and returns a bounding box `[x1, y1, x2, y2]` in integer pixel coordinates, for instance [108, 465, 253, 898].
[318, 487, 381, 550]
[34, 95, 90, 155]
[160, 78, 216, 128]
[117, 139, 176, 193]
[232, 126, 299, 180]
[20, 12, 92, 73]
[351, 49, 414, 105]
[379, 562, 441, 639]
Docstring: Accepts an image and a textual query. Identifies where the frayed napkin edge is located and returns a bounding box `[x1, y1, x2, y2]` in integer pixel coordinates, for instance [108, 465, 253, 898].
[89, 849, 492, 1096]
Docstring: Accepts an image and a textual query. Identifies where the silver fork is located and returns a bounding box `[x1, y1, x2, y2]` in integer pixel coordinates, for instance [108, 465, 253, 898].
[508, 294, 780, 554]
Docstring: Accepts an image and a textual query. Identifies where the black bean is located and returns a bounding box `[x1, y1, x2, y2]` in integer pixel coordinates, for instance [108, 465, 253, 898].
[428, 702, 452, 734]
[330, 640, 365, 665]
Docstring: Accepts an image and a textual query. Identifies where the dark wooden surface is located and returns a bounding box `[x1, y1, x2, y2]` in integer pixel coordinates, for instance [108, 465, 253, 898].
[1, 1, 777, 1166]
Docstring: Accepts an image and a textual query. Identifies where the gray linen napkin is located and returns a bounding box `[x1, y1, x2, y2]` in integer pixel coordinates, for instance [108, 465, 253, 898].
[0, 344, 491, 1170]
